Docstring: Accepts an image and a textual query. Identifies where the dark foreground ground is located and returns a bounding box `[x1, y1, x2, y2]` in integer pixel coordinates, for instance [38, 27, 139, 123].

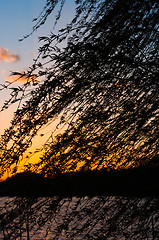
[0, 166, 159, 197]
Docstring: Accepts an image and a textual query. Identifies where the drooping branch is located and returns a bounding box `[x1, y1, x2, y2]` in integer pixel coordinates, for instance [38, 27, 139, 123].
[0, 0, 158, 176]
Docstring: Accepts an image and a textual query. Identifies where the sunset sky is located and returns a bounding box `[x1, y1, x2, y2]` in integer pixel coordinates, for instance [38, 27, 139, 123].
[0, 0, 75, 128]
[0, 1, 44, 132]
[0, 0, 75, 178]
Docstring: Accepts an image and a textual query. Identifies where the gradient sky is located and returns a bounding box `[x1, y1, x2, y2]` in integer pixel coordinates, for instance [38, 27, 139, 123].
[0, 0, 75, 130]
[0, 1, 45, 74]
[0, 1, 45, 131]
[0, 0, 75, 178]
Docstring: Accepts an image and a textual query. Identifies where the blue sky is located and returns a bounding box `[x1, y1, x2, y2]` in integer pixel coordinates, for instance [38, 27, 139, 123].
[0, 0, 75, 152]
[0, 1, 47, 134]
[0, 1, 45, 81]
[0, 0, 75, 84]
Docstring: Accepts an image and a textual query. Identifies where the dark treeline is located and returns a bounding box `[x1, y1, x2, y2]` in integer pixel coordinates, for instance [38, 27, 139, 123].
[1, 165, 159, 197]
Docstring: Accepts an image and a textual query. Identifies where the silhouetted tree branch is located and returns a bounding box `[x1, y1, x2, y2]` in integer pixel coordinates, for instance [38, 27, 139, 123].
[0, 0, 158, 177]
[0, 1, 158, 239]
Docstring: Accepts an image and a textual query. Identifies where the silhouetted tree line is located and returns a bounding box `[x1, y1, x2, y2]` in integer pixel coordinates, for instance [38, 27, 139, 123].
[0, 0, 158, 177]
[1, 167, 159, 197]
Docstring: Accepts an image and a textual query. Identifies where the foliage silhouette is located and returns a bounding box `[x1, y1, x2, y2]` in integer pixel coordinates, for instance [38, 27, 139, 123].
[0, 0, 158, 177]
[0, 1, 159, 239]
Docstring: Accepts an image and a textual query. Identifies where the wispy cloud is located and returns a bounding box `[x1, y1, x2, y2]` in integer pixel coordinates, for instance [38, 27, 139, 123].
[0, 47, 20, 63]
[6, 71, 37, 84]
[0, 69, 7, 75]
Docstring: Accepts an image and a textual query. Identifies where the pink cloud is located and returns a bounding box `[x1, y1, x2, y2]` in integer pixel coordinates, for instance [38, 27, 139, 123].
[0, 47, 20, 63]
[6, 71, 37, 84]
[1, 69, 7, 75]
